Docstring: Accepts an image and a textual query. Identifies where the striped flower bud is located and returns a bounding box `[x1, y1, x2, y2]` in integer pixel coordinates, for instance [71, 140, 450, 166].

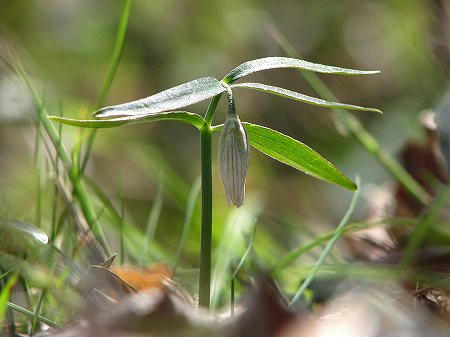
[218, 92, 249, 207]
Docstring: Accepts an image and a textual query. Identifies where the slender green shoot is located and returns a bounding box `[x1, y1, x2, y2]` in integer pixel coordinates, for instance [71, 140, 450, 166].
[50, 101, 64, 243]
[0, 273, 18, 330]
[9, 49, 110, 256]
[289, 177, 361, 307]
[271, 217, 417, 273]
[231, 221, 257, 316]
[199, 125, 213, 310]
[6, 302, 60, 329]
[82, 0, 133, 172]
[119, 178, 126, 265]
[400, 186, 450, 268]
[0, 269, 15, 281]
[174, 176, 201, 273]
[34, 118, 42, 229]
[143, 173, 164, 266]
[84, 177, 170, 263]
[31, 289, 47, 334]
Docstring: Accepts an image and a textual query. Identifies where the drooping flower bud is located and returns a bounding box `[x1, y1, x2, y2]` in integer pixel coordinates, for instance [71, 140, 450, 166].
[218, 90, 249, 207]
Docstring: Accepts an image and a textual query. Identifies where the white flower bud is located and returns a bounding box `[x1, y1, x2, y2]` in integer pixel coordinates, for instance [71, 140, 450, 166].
[219, 113, 249, 207]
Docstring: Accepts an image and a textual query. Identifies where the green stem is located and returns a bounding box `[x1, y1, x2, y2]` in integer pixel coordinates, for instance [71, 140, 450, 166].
[199, 94, 222, 310]
[199, 125, 213, 309]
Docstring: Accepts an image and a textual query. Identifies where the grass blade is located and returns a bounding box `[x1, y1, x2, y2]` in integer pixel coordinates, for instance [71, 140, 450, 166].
[400, 186, 450, 268]
[232, 82, 382, 114]
[82, 0, 133, 171]
[0, 270, 15, 281]
[50, 101, 64, 243]
[6, 302, 60, 328]
[0, 273, 18, 331]
[119, 177, 126, 265]
[10, 50, 110, 256]
[174, 176, 201, 272]
[31, 289, 47, 334]
[143, 174, 164, 266]
[34, 117, 43, 229]
[84, 177, 171, 263]
[211, 201, 262, 309]
[271, 220, 391, 273]
[231, 221, 256, 316]
[131, 145, 191, 209]
[96, 0, 133, 111]
[289, 177, 361, 306]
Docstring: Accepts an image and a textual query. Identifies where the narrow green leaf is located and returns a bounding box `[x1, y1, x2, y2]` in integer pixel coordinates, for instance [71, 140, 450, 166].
[223, 57, 379, 84]
[231, 220, 257, 316]
[49, 111, 205, 130]
[0, 220, 48, 245]
[232, 83, 382, 114]
[272, 222, 371, 273]
[83, 177, 171, 263]
[143, 173, 164, 266]
[174, 176, 201, 272]
[10, 49, 111, 256]
[96, 0, 133, 110]
[94, 77, 225, 118]
[243, 123, 357, 190]
[0, 273, 18, 327]
[400, 187, 450, 268]
[82, 0, 133, 171]
[6, 301, 60, 328]
[289, 178, 360, 306]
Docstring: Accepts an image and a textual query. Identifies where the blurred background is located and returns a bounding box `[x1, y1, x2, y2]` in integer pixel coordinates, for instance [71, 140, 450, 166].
[0, 0, 449, 312]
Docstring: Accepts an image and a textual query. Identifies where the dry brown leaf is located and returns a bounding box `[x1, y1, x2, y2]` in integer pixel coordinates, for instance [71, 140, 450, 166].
[111, 263, 172, 292]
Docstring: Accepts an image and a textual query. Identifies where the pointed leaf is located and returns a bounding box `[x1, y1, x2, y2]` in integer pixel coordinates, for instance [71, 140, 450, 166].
[232, 83, 382, 113]
[223, 57, 379, 84]
[49, 111, 205, 130]
[0, 220, 48, 245]
[243, 123, 357, 190]
[95, 77, 225, 118]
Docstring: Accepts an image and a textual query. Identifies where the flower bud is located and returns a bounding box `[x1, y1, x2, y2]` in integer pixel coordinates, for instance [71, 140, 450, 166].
[219, 113, 249, 207]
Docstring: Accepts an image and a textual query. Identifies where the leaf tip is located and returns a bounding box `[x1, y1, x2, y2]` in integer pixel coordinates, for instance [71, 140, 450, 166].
[348, 181, 358, 191]
[93, 107, 106, 117]
[373, 108, 383, 115]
